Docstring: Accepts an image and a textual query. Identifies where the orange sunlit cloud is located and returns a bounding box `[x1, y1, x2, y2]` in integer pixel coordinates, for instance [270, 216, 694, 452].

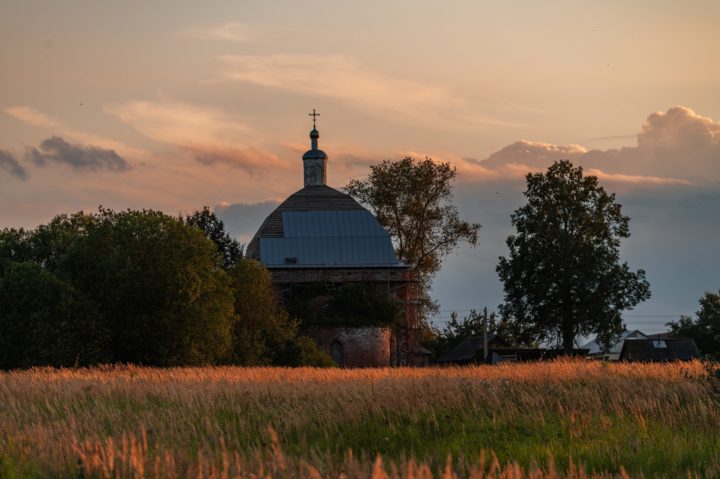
[216, 54, 516, 129]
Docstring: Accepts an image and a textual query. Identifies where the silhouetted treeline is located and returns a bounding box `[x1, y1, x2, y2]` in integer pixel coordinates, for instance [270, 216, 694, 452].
[0, 208, 333, 369]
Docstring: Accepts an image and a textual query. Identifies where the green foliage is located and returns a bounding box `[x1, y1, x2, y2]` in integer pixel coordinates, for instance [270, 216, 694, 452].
[0, 261, 109, 368]
[667, 290, 720, 358]
[58, 209, 236, 366]
[324, 283, 403, 328]
[430, 309, 533, 356]
[285, 283, 403, 329]
[0, 208, 329, 369]
[497, 160, 651, 352]
[227, 259, 294, 365]
[0, 209, 236, 367]
[227, 259, 333, 366]
[184, 206, 243, 270]
[274, 336, 336, 367]
[345, 156, 480, 318]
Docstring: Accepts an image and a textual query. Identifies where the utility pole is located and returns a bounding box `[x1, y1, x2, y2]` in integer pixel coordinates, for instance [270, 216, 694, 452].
[483, 307, 488, 361]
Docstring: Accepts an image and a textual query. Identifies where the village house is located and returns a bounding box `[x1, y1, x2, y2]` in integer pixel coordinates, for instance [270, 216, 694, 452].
[582, 330, 700, 362]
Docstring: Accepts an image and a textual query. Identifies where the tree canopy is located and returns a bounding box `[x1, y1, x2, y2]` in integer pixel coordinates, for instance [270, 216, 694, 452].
[58, 209, 236, 366]
[0, 208, 332, 369]
[345, 157, 480, 316]
[497, 160, 651, 352]
[667, 291, 720, 358]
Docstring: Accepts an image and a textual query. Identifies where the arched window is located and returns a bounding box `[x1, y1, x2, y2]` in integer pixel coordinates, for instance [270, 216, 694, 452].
[331, 340, 344, 367]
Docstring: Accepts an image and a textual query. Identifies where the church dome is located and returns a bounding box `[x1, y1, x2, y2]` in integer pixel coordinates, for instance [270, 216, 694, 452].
[246, 113, 402, 268]
[248, 185, 366, 253]
[247, 184, 402, 266]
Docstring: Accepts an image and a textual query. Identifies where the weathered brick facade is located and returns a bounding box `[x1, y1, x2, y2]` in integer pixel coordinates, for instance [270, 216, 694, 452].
[300, 326, 392, 367]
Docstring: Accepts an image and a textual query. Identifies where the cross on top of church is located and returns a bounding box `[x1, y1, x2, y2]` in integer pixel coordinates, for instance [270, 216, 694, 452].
[308, 109, 320, 129]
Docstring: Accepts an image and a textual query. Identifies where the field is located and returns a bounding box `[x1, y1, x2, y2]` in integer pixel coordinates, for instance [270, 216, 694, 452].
[1, 361, 719, 478]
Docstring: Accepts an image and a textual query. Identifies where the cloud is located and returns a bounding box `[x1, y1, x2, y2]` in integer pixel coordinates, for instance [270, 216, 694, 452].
[26, 136, 130, 172]
[4, 105, 145, 159]
[4, 106, 61, 128]
[0, 150, 28, 180]
[585, 169, 691, 186]
[107, 100, 288, 173]
[482, 140, 588, 169]
[476, 106, 720, 185]
[181, 22, 252, 42]
[402, 150, 499, 182]
[107, 100, 249, 145]
[216, 54, 514, 129]
[182, 144, 287, 174]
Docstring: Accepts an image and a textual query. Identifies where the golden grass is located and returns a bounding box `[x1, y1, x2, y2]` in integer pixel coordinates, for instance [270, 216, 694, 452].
[0, 360, 717, 478]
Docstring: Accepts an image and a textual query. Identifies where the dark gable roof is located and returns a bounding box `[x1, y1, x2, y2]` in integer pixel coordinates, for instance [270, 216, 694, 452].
[619, 339, 700, 362]
[437, 334, 509, 363]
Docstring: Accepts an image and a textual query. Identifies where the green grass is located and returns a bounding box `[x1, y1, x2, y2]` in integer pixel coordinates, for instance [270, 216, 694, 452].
[0, 361, 718, 478]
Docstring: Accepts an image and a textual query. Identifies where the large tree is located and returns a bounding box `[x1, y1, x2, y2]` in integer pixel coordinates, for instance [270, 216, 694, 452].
[58, 209, 236, 366]
[667, 291, 720, 358]
[497, 160, 651, 353]
[345, 157, 480, 315]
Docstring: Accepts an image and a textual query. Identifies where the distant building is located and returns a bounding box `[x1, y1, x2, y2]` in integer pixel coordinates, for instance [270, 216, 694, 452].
[619, 338, 700, 362]
[582, 330, 700, 362]
[437, 334, 588, 365]
[246, 113, 424, 367]
[436, 334, 510, 364]
[581, 330, 649, 361]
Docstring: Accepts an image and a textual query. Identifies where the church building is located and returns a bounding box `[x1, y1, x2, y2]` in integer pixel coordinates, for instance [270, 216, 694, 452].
[247, 112, 425, 366]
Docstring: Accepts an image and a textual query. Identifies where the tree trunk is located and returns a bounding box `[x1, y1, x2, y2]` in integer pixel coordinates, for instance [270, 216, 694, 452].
[562, 324, 575, 355]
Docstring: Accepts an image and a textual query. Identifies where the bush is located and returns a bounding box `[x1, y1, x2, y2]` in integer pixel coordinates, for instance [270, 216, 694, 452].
[275, 336, 336, 367]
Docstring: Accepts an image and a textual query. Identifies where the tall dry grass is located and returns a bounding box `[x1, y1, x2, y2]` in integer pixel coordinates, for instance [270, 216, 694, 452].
[0, 360, 718, 478]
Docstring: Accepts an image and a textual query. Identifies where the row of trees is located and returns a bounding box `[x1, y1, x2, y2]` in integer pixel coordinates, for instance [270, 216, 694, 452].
[354, 157, 719, 357]
[0, 208, 333, 369]
[2, 156, 712, 366]
[346, 158, 652, 354]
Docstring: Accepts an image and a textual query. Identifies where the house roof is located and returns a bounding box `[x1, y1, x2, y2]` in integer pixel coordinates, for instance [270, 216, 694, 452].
[581, 330, 649, 355]
[437, 334, 508, 363]
[619, 338, 700, 362]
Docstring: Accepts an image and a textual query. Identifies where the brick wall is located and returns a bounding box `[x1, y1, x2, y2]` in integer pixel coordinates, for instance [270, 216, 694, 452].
[300, 327, 392, 367]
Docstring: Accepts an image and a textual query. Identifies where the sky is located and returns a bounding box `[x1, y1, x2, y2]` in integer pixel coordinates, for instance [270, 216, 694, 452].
[1, 1, 719, 333]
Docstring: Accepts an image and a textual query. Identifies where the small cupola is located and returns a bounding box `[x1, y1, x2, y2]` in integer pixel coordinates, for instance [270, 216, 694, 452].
[302, 109, 328, 187]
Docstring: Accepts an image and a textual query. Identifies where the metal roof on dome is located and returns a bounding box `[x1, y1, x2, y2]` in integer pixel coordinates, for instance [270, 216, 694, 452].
[260, 237, 400, 267]
[282, 211, 390, 238]
[246, 185, 369, 260]
[257, 210, 402, 268]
